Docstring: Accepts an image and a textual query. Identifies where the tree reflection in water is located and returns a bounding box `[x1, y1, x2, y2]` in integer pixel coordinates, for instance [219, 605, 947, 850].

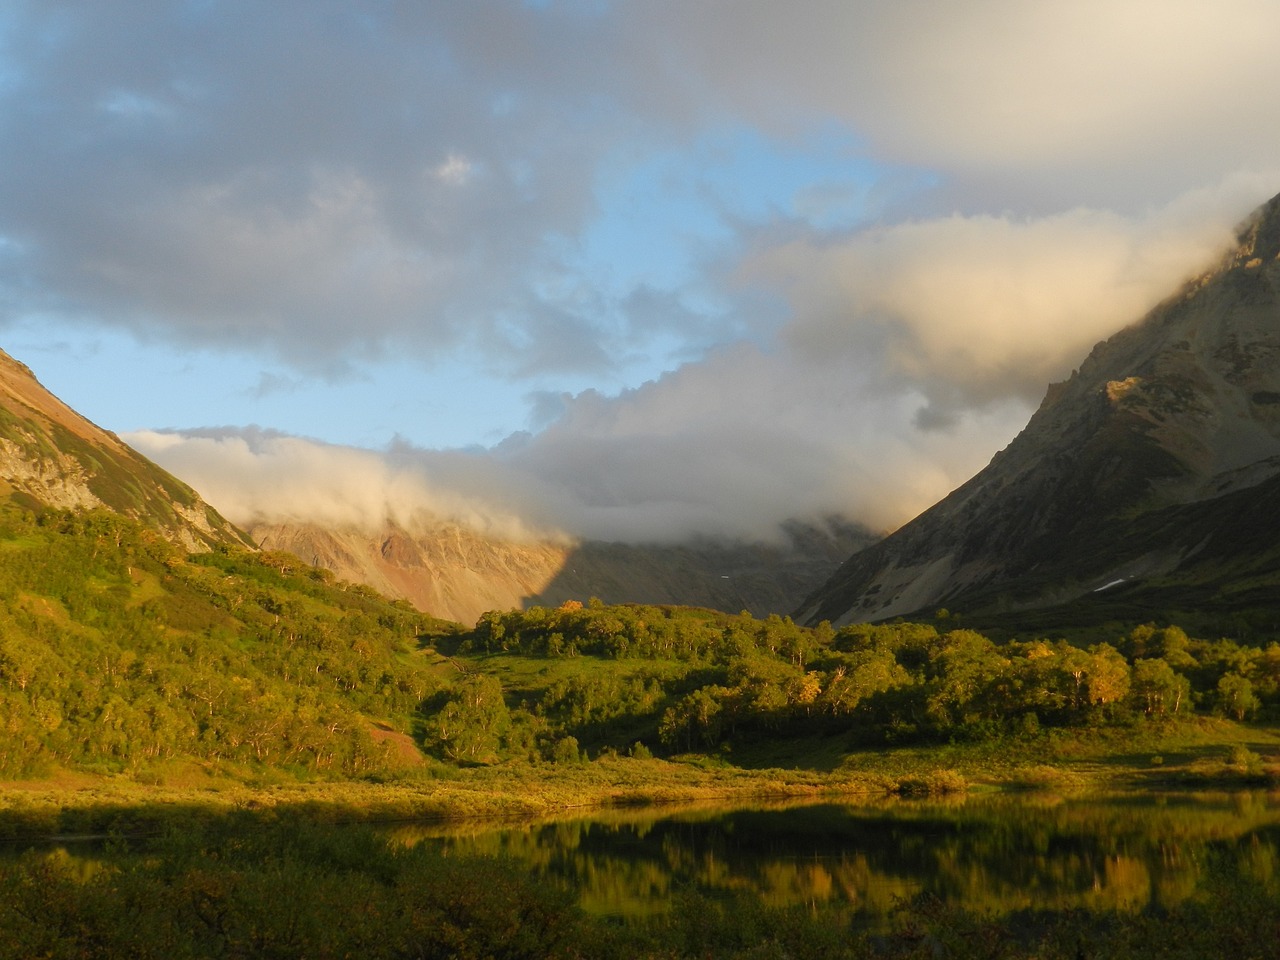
[386, 791, 1280, 928]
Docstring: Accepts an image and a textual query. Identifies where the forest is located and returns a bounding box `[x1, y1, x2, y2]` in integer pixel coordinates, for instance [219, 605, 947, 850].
[431, 599, 1280, 769]
[1, 502, 1278, 782]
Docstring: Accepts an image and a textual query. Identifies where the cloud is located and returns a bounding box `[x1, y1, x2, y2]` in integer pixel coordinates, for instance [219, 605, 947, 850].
[130, 343, 1030, 544]
[752, 178, 1271, 419]
[634, 0, 1280, 206]
[128, 172, 1273, 546]
[0, 1, 660, 371]
[9, 0, 1278, 373]
[127, 427, 553, 543]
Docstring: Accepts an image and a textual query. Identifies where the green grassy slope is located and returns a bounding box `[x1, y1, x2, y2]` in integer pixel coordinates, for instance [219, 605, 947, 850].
[0, 504, 449, 779]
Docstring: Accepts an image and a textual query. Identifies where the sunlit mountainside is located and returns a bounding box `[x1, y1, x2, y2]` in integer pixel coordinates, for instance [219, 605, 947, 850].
[0, 350, 250, 553]
[248, 516, 871, 625]
[800, 191, 1280, 634]
[3, 221, 1280, 789]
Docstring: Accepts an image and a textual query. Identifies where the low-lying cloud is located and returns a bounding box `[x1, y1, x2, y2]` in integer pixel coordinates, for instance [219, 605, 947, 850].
[128, 428, 555, 544]
[760, 180, 1267, 419]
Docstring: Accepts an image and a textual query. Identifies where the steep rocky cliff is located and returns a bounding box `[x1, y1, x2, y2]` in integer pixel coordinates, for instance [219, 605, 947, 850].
[799, 192, 1280, 626]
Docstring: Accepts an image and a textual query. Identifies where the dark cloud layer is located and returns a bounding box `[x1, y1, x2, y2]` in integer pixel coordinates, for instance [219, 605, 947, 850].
[1, 1, 676, 371]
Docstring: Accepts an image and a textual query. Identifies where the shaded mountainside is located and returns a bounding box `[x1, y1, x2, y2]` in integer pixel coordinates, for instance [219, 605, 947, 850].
[0, 350, 250, 551]
[251, 517, 872, 626]
[799, 192, 1280, 629]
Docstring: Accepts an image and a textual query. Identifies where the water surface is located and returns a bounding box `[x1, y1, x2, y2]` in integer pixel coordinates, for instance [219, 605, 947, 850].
[387, 791, 1280, 927]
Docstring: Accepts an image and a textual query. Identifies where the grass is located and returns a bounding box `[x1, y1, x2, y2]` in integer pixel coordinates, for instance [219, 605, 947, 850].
[0, 755, 882, 842]
[3, 717, 1278, 841]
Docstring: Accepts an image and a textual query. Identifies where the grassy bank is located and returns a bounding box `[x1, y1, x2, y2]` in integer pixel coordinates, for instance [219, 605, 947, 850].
[3, 716, 1277, 840]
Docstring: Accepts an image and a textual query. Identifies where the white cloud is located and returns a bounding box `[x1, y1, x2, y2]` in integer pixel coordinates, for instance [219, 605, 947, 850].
[754, 178, 1270, 415]
[636, 0, 1280, 204]
[131, 343, 1030, 544]
[127, 428, 556, 543]
[434, 154, 474, 186]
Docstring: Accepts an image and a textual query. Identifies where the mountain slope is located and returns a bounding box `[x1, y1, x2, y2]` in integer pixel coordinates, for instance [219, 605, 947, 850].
[251, 517, 871, 625]
[0, 502, 440, 779]
[799, 192, 1280, 627]
[0, 349, 250, 551]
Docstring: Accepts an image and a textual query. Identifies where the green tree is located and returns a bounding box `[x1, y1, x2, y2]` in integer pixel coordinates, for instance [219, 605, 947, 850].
[925, 630, 1009, 730]
[1084, 643, 1131, 707]
[1130, 658, 1190, 716]
[1216, 672, 1259, 721]
[659, 686, 729, 752]
[430, 674, 511, 762]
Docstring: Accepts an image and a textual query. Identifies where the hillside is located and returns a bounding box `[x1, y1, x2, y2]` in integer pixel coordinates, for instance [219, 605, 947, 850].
[0, 349, 249, 552]
[799, 191, 1280, 629]
[0, 504, 443, 778]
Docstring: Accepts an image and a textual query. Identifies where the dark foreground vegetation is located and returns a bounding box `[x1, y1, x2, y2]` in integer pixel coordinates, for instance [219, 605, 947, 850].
[3, 814, 1278, 960]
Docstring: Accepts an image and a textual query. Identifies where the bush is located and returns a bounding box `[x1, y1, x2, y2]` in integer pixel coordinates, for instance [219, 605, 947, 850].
[896, 768, 967, 797]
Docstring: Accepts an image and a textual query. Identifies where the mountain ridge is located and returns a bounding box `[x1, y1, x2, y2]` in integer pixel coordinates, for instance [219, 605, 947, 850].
[798, 191, 1280, 627]
[0, 348, 250, 551]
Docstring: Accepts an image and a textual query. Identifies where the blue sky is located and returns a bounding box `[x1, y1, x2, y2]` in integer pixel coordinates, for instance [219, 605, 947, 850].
[3, 1, 1279, 541]
[11, 123, 896, 451]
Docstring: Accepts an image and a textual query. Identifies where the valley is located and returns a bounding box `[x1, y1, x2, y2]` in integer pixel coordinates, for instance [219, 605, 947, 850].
[2, 196, 1280, 956]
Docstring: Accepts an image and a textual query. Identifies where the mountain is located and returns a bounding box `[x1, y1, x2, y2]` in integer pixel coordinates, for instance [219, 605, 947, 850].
[0, 345, 864, 622]
[250, 517, 871, 626]
[0, 349, 250, 551]
[798, 192, 1280, 629]
[0, 349, 442, 779]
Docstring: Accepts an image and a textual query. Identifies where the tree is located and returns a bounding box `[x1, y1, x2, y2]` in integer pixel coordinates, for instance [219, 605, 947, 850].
[1130, 658, 1190, 717]
[1084, 644, 1131, 707]
[659, 687, 728, 752]
[1216, 672, 1259, 721]
[925, 630, 1009, 729]
[430, 674, 510, 762]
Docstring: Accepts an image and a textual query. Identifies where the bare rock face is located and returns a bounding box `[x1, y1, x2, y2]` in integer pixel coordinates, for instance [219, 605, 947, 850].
[250, 520, 574, 625]
[0, 349, 249, 551]
[251, 517, 871, 626]
[799, 192, 1280, 626]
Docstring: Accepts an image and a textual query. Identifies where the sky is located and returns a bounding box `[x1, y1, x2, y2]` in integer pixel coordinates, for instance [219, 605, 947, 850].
[3, 1, 1280, 544]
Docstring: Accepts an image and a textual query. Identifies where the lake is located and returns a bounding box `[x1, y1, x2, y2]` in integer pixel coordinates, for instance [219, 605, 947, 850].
[384, 791, 1280, 928]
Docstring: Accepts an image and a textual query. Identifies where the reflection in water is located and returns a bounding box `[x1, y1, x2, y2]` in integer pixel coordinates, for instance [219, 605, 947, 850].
[386, 792, 1280, 927]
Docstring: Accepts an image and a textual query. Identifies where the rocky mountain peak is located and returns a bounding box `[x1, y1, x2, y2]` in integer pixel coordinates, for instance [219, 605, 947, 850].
[1236, 191, 1280, 265]
[799, 191, 1280, 627]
